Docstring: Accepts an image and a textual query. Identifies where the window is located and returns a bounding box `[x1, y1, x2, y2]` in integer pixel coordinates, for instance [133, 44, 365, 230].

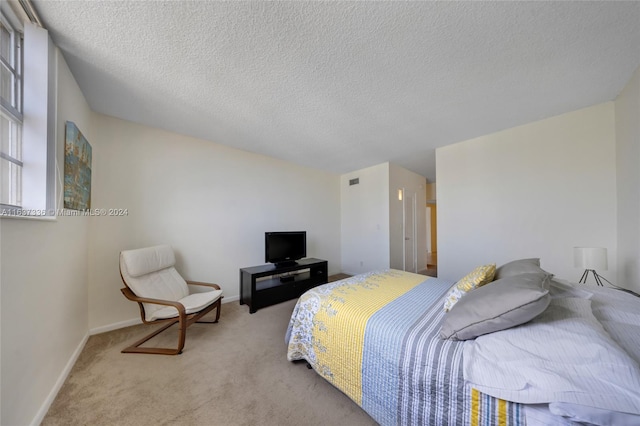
[0, 10, 23, 209]
[0, 2, 54, 218]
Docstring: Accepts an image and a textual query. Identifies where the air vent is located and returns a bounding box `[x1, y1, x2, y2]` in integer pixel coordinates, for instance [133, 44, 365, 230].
[349, 178, 359, 186]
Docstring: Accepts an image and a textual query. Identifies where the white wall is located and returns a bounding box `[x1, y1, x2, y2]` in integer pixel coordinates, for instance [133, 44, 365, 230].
[436, 103, 617, 284]
[615, 65, 640, 293]
[340, 163, 390, 275]
[389, 163, 427, 272]
[87, 114, 341, 329]
[0, 48, 92, 426]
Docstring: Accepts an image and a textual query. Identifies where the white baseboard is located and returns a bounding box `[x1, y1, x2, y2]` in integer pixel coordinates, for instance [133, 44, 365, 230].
[89, 317, 142, 335]
[31, 332, 89, 426]
[222, 295, 239, 304]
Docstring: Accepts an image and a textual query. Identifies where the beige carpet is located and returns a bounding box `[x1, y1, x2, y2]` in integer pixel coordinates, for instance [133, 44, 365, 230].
[42, 298, 377, 426]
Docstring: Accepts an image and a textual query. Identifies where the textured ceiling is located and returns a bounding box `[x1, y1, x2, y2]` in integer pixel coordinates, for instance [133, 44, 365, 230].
[33, 1, 640, 182]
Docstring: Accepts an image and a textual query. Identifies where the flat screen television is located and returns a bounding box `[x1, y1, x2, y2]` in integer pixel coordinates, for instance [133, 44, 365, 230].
[265, 231, 306, 267]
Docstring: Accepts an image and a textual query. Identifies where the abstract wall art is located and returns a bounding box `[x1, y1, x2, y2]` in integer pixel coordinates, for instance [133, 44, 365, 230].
[64, 121, 92, 210]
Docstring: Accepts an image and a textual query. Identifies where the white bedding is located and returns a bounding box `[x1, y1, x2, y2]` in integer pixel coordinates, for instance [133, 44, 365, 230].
[588, 285, 640, 365]
[549, 401, 640, 425]
[463, 294, 640, 417]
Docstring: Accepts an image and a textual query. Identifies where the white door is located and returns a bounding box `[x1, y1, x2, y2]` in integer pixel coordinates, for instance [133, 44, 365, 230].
[403, 193, 417, 272]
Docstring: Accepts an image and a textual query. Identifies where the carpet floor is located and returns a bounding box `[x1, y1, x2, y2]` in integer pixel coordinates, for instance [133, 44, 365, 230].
[42, 298, 377, 426]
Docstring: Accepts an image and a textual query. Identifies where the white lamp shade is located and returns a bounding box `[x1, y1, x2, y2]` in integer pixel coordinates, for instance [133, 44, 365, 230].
[573, 247, 608, 271]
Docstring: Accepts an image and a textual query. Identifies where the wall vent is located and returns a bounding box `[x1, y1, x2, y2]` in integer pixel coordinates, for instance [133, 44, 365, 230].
[349, 178, 359, 186]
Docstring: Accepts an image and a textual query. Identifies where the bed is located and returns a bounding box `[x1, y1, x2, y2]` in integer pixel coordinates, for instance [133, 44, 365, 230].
[285, 267, 640, 425]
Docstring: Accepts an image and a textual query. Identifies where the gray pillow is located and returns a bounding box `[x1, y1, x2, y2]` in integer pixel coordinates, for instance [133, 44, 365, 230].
[440, 272, 551, 341]
[494, 258, 551, 280]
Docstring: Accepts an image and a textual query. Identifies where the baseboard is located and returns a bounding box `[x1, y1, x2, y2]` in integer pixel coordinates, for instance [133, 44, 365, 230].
[89, 295, 239, 336]
[31, 332, 89, 426]
[222, 295, 239, 304]
[89, 317, 142, 335]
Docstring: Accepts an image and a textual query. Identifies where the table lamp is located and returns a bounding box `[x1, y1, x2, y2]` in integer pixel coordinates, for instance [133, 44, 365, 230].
[573, 247, 607, 286]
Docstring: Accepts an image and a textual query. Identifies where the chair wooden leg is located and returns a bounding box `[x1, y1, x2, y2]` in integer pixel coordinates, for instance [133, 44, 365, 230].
[177, 314, 187, 353]
[214, 299, 221, 322]
[121, 319, 185, 355]
[123, 299, 221, 355]
[196, 299, 222, 324]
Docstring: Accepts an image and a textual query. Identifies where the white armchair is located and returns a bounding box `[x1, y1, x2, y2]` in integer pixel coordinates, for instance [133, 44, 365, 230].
[119, 245, 223, 355]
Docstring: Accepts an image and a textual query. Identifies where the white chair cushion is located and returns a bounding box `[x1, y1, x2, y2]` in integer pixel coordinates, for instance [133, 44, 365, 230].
[121, 245, 176, 277]
[149, 289, 223, 321]
[120, 245, 223, 322]
[120, 246, 190, 320]
[125, 267, 191, 320]
[124, 265, 189, 299]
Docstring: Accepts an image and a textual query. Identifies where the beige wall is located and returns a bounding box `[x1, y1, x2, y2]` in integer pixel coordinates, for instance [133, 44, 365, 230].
[87, 114, 342, 330]
[425, 182, 436, 201]
[437, 103, 617, 284]
[340, 163, 390, 275]
[0, 48, 92, 426]
[615, 65, 640, 293]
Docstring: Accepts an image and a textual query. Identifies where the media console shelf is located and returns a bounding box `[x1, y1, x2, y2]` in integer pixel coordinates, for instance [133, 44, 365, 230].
[239, 258, 328, 313]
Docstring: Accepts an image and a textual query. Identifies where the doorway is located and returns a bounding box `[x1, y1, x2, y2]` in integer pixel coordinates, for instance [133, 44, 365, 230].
[426, 203, 437, 276]
[403, 190, 417, 272]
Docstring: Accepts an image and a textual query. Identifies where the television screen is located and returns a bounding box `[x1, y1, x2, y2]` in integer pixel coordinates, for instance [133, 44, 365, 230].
[265, 231, 306, 265]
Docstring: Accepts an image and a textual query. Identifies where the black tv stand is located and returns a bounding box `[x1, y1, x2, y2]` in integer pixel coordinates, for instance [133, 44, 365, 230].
[239, 258, 328, 313]
[275, 260, 298, 268]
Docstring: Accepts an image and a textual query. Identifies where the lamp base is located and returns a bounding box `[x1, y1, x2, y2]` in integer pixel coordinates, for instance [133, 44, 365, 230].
[578, 269, 605, 286]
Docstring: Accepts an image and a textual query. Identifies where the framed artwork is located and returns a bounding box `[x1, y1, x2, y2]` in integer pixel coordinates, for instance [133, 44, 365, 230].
[64, 121, 92, 210]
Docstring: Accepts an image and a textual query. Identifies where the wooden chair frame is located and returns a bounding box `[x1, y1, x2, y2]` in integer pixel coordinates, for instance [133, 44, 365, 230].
[120, 275, 222, 355]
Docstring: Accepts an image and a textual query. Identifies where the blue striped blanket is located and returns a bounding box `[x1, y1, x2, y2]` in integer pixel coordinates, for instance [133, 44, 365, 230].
[286, 269, 525, 425]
